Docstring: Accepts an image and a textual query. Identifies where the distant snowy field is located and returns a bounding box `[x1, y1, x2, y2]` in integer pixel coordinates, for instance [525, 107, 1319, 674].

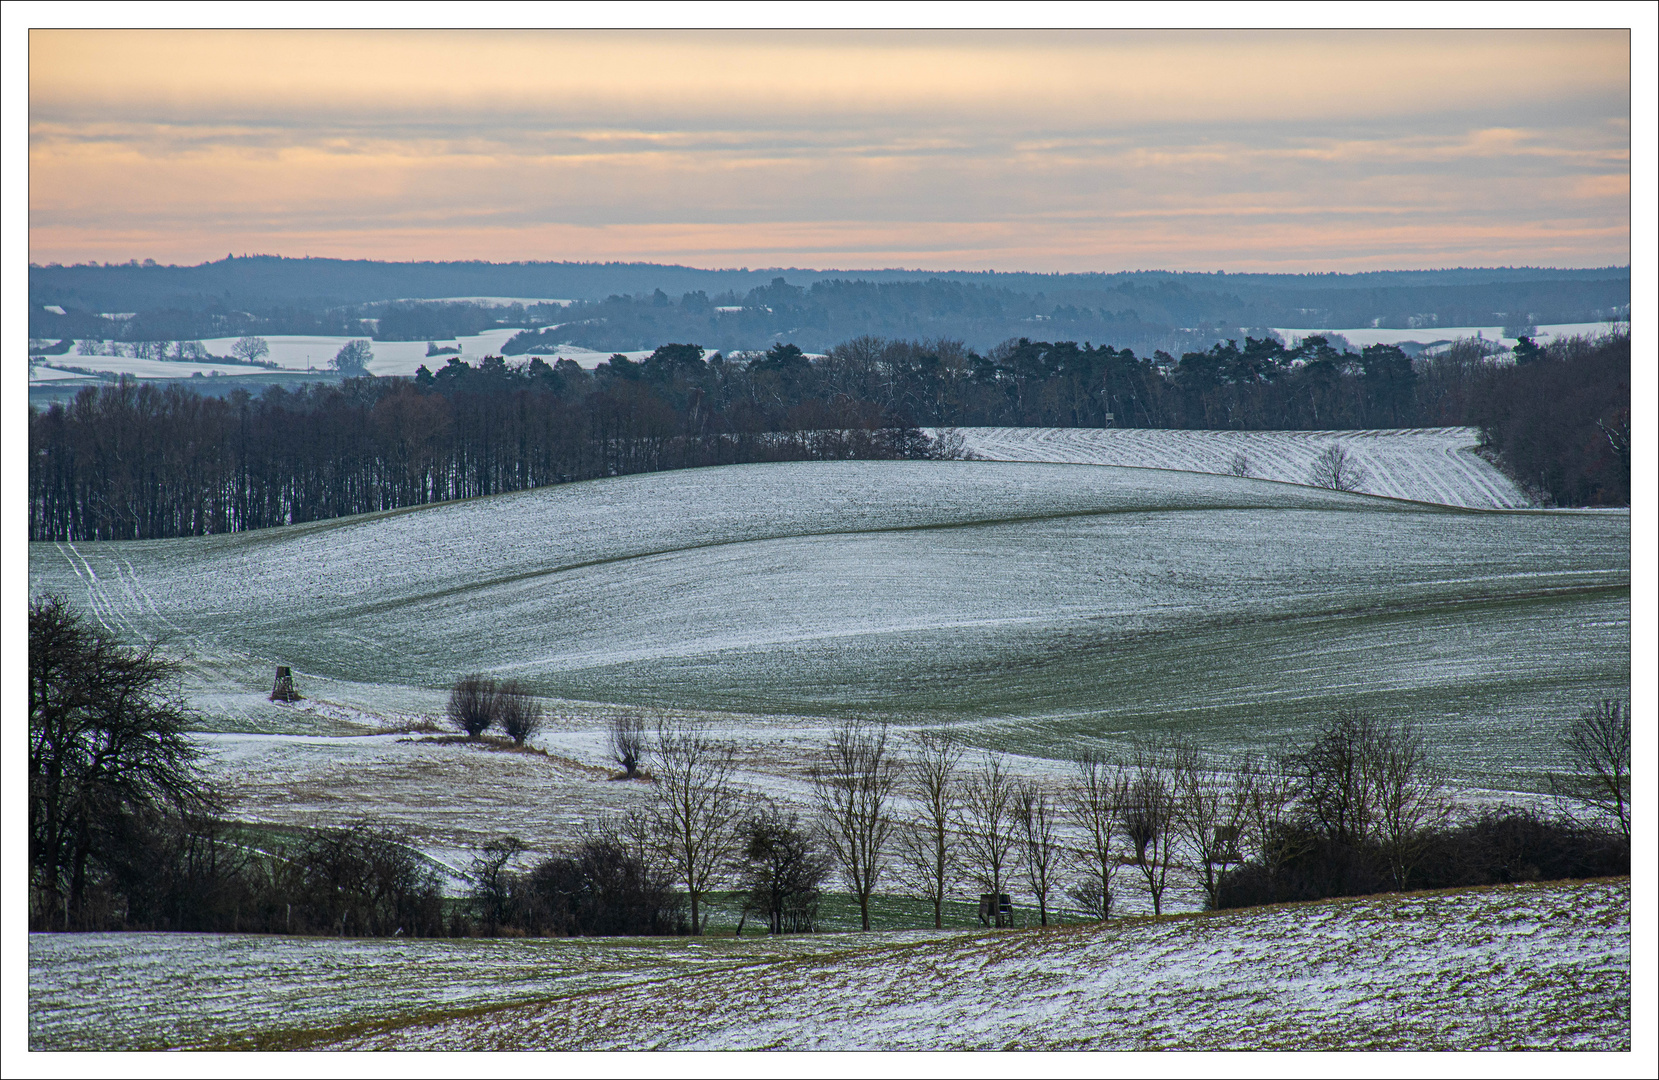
[946, 426, 1529, 509]
[32, 331, 650, 382]
[33, 320, 1620, 384]
[29, 878, 1630, 1051]
[1272, 320, 1621, 350]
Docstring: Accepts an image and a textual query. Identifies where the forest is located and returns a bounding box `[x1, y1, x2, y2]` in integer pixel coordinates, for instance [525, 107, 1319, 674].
[27, 331, 1629, 542]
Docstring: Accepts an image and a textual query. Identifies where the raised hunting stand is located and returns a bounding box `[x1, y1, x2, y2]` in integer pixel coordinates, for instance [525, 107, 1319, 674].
[1209, 825, 1242, 864]
[978, 892, 1013, 927]
[270, 665, 301, 703]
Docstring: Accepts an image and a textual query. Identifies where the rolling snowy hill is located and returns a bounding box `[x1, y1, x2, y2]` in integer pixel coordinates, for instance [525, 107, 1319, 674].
[29, 460, 1627, 790]
[944, 426, 1530, 509]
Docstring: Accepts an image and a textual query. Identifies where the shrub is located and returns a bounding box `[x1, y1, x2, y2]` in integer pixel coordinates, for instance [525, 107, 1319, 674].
[520, 835, 686, 937]
[497, 681, 544, 745]
[738, 803, 828, 935]
[447, 675, 499, 739]
[609, 714, 647, 778]
[282, 823, 447, 937]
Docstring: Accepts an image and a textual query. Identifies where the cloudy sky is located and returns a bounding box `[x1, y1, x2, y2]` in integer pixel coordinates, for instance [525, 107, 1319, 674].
[26, 29, 1633, 271]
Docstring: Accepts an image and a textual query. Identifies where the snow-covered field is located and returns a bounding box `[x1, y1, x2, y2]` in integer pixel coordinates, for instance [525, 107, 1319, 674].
[28, 878, 1630, 1051]
[1271, 321, 1621, 350]
[947, 426, 1529, 508]
[28, 357, 276, 381]
[29, 460, 1628, 798]
[32, 332, 653, 382]
[35, 320, 1620, 386]
[24, 364, 87, 381]
[25, 456, 1632, 1052]
[194, 329, 537, 378]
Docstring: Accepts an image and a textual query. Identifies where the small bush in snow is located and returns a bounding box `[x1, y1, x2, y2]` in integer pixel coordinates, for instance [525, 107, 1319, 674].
[447, 675, 499, 739]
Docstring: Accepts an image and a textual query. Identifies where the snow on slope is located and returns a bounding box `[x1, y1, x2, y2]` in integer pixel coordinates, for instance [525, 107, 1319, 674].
[29, 461, 1628, 788]
[948, 426, 1529, 509]
[334, 879, 1628, 1051]
[31, 879, 1617, 1051]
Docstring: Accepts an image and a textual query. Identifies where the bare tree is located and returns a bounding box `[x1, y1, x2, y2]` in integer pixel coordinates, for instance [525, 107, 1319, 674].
[927, 428, 976, 461]
[1308, 442, 1367, 492]
[1370, 717, 1452, 891]
[1292, 708, 1381, 847]
[1122, 739, 1182, 916]
[1174, 748, 1255, 909]
[1016, 781, 1061, 926]
[609, 714, 648, 779]
[1227, 449, 1252, 477]
[650, 719, 745, 935]
[959, 752, 1019, 926]
[811, 720, 902, 932]
[1068, 750, 1125, 920]
[230, 336, 270, 366]
[1551, 698, 1631, 841]
[447, 675, 498, 739]
[896, 731, 963, 929]
[468, 835, 525, 934]
[496, 681, 543, 745]
[332, 339, 373, 375]
[29, 595, 217, 929]
[612, 803, 658, 872]
[1239, 749, 1307, 887]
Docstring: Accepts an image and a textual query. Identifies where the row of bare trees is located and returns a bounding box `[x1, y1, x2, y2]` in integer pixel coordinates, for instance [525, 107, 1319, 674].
[575, 701, 1629, 935]
[591, 717, 1321, 931]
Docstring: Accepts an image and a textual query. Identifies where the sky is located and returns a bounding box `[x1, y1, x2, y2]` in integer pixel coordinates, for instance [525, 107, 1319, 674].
[23, 28, 1638, 272]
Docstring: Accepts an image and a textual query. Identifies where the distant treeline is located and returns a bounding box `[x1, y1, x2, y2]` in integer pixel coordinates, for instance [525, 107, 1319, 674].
[27, 331, 1629, 541]
[29, 256, 1630, 357]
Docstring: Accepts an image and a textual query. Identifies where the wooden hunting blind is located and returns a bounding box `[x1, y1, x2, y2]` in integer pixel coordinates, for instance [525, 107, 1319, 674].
[270, 665, 301, 702]
[978, 892, 1013, 927]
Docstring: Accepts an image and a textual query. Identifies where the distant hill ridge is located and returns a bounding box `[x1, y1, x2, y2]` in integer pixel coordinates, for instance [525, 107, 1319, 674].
[29, 255, 1631, 312]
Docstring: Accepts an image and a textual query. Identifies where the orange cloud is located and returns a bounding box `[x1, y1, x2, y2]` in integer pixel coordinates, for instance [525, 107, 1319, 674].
[27, 29, 1633, 270]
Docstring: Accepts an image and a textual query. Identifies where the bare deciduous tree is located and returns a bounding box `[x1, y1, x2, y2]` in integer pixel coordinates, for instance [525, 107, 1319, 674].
[469, 835, 525, 935]
[231, 336, 270, 365]
[1371, 717, 1452, 891]
[1175, 748, 1255, 909]
[1292, 708, 1381, 847]
[496, 681, 543, 745]
[650, 719, 745, 935]
[897, 731, 964, 929]
[1240, 748, 1304, 881]
[811, 720, 902, 932]
[959, 752, 1019, 926]
[1227, 449, 1252, 477]
[1308, 442, 1367, 492]
[1551, 698, 1631, 841]
[609, 714, 648, 779]
[1016, 781, 1061, 926]
[29, 595, 217, 929]
[1068, 750, 1125, 920]
[1122, 739, 1182, 917]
